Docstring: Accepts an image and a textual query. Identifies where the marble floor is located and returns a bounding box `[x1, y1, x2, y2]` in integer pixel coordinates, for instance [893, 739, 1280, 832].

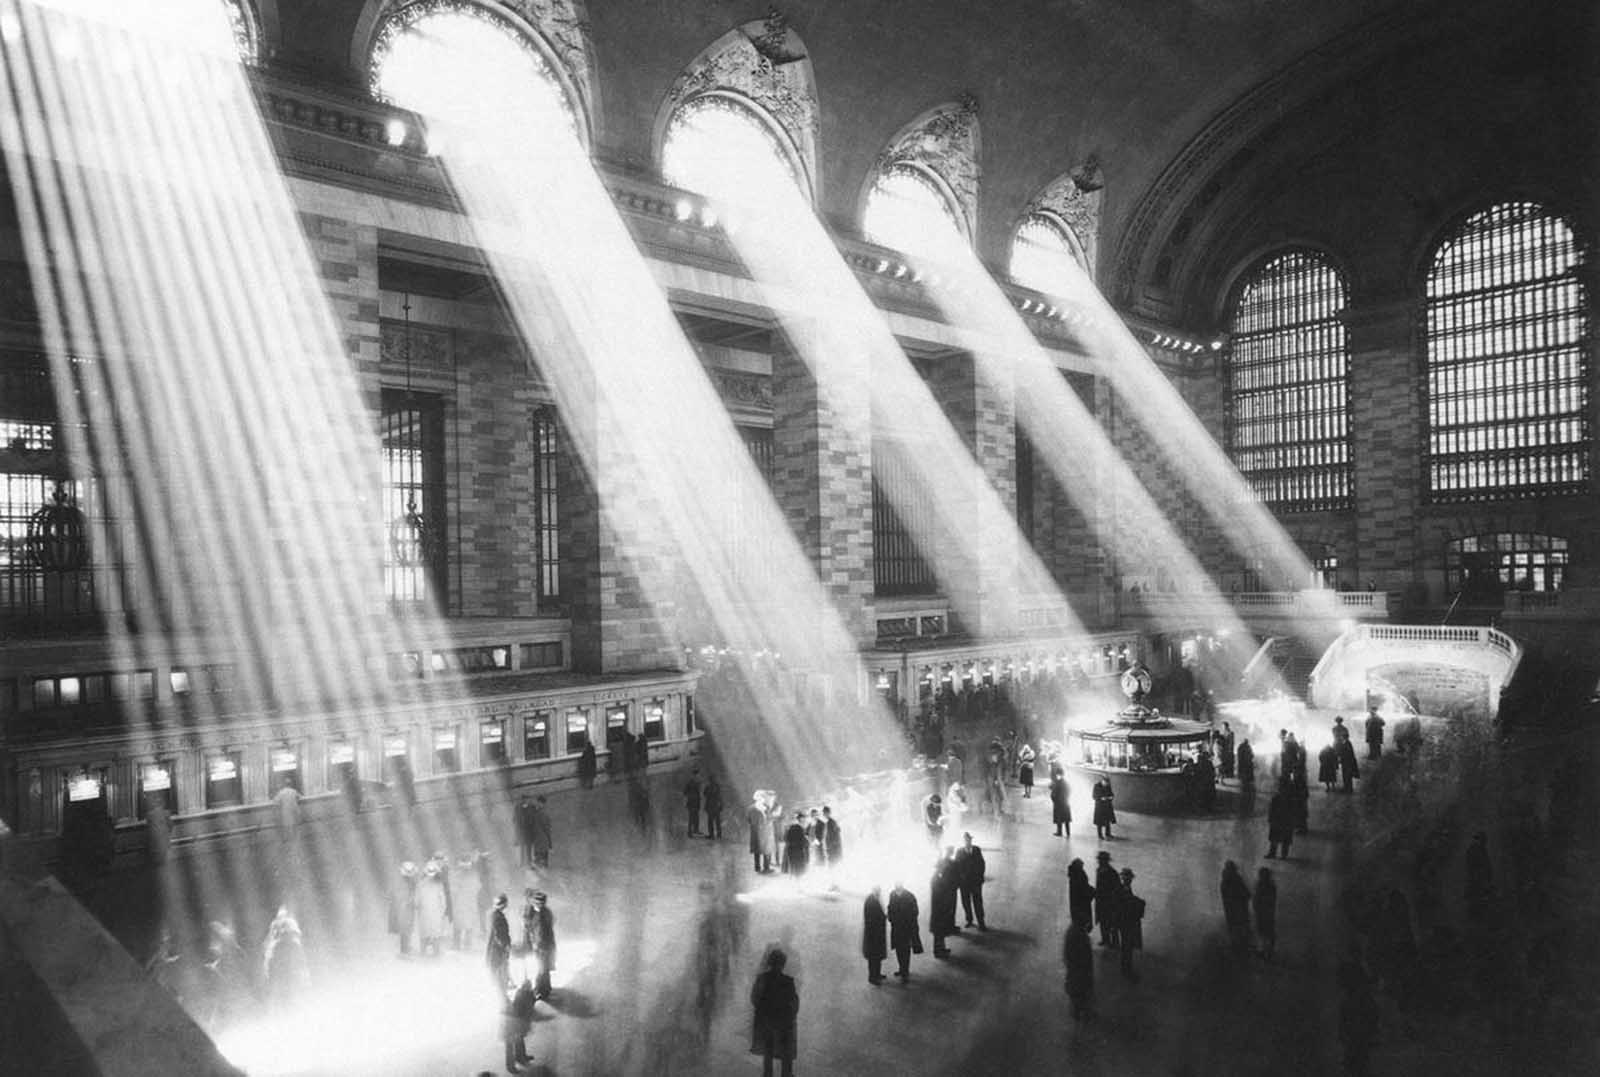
[62, 727, 1600, 1077]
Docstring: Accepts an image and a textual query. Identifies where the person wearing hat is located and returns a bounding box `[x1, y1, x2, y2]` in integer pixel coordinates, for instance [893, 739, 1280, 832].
[954, 832, 987, 931]
[526, 890, 557, 1000]
[749, 947, 799, 1077]
[486, 892, 512, 993]
[1094, 852, 1122, 948]
[389, 860, 418, 957]
[1117, 867, 1145, 981]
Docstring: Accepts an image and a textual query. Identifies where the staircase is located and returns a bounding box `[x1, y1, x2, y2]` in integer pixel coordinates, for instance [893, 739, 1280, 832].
[1242, 636, 1323, 700]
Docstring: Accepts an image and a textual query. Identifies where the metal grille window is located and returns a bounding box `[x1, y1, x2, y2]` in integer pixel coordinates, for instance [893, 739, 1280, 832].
[1226, 249, 1351, 510]
[873, 443, 938, 596]
[1447, 533, 1568, 596]
[1424, 202, 1591, 502]
[381, 390, 446, 609]
[732, 425, 776, 580]
[533, 407, 560, 604]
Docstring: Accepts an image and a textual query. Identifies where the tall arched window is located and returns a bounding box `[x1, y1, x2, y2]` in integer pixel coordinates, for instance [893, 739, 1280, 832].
[1010, 213, 1088, 295]
[1424, 201, 1591, 501]
[1225, 249, 1351, 509]
[369, 2, 578, 141]
[863, 163, 966, 258]
[661, 95, 805, 207]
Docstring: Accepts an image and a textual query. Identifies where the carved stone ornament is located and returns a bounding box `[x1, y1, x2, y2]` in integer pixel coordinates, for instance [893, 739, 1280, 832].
[380, 319, 453, 371]
[712, 369, 774, 410]
[663, 12, 819, 197]
[1026, 157, 1103, 276]
[877, 93, 981, 240]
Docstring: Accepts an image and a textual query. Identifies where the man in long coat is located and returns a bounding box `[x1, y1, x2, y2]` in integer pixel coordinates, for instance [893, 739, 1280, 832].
[954, 832, 987, 930]
[1117, 867, 1145, 981]
[1365, 707, 1386, 760]
[886, 881, 921, 981]
[862, 886, 888, 984]
[783, 813, 810, 878]
[929, 850, 960, 957]
[1267, 787, 1295, 859]
[1067, 858, 1096, 932]
[750, 948, 799, 1077]
[1050, 769, 1072, 836]
[1094, 852, 1122, 948]
[486, 893, 512, 992]
[526, 890, 557, 1000]
[1092, 775, 1116, 839]
[1220, 860, 1253, 954]
[747, 795, 771, 872]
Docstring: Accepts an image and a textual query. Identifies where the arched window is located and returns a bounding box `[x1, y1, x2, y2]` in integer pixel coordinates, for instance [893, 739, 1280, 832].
[1225, 249, 1351, 510]
[862, 163, 966, 258]
[661, 95, 804, 207]
[369, 2, 578, 141]
[1424, 201, 1591, 501]
[223, 0, 261, 63]
[1010, 213, 1088, 295]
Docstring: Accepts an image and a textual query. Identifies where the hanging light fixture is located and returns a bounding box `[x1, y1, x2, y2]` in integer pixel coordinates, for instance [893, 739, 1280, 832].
[26, 479, 89, 572]
[389, 293, 432, 572]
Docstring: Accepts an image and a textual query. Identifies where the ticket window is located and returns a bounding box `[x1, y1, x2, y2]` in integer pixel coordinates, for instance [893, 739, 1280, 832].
[480, 719, 507, 765]
[384, 734, 411, 782]
[138, 761, 176, 819]
[564, 709, 589, 754]
[270, 745, 302, 793]
[642, 701, 665, 742]
[433, 727, 459, 774]
[524, 712, 551, 760]
[328, 740, 358, 790]
[605, 706, 628, 747]
[204, 752, 243, 809]
[61, 767, 110, 854]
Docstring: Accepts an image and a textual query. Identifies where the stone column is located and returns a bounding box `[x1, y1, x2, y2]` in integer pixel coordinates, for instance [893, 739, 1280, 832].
[923, 352, 1019, 638]
[770, 328, 874, 647]
[1345, 295, 1422, 593]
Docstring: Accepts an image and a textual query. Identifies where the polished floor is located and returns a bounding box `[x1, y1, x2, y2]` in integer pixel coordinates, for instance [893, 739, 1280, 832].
[65, 724, 1600, 1076]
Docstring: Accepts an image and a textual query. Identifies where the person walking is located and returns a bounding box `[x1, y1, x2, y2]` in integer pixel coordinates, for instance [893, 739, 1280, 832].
[515, 795, 535, 868]
[528, 796, 553, 869]
[1318, 743, 1340, 792]
[1094, 852, 1122, 948]
[1092, 774, 1116, 840]
[886, 881, 922, 982]
[750, 948, 799, 1077]
[822, 806, 842, 872]
[862, 886, 888, 984]
[502, 978, 537, 1072]
[783, 813, 810, 878]
[748, 795, 771, 873]
[389, 860, 418, 957]
[1217, 722, 1236, 780]
[704, 776, 724, 839]
[1237, 739, 1255, 790]
[929, 850, 960, 958]
[1117, 867, 1145, 981]
[1063, 920, 1095, 1021]
[526, 891, 557, 1000]
[1267, 786, 1295, 859]
[1067, 858, 1096, 933]
[1017, 743, 1036, 797]
[921, 793, 945, 847]
[684, 771, 703, 837]
[1365, 707, 1386, 761]
[1337, 731, 1361, 793]
[486, 893, 512, 993]
[1220, 860, 1253, 954]
[1254, 866, 1278, 960]
[1050, 768, 1072, 836]
[954, 832, 987, 930]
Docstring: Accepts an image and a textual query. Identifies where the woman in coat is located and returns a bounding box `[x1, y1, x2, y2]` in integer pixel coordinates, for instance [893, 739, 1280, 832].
[1017, 744, 1036, 797]
[1067, 858, 1096, 932]
[750, 948, 799, 1077]
[862, 886, 888, 984]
